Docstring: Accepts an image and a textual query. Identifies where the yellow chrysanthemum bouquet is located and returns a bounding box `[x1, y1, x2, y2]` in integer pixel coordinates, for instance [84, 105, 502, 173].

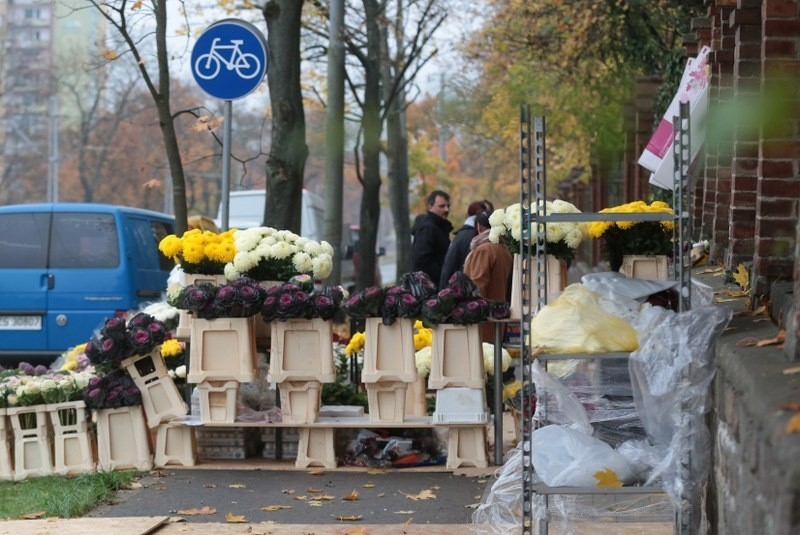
[587, 201, 675, 271]
[158, 228, 237, 275]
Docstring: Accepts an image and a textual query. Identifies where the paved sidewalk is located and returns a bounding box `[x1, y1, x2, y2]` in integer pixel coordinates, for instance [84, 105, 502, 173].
[85, 467, 495, 525]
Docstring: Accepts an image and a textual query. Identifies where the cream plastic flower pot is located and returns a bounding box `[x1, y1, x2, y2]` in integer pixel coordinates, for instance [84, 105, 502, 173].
[362, 317, 417, 383]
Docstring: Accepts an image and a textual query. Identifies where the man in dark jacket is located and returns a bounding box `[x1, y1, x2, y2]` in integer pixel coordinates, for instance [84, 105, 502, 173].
[411, 190, 452, 285]
[439, 200, 491, 287]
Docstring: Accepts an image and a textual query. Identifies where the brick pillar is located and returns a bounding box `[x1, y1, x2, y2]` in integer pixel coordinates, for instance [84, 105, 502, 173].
[710, 4, 737, 264]
[633, 76, 662, 201]
[753, 0, 800, 296]
[700, 8, 721, 245]
[725, 3, 763, 271]
[790, 216, 800, 361]
[691, 17, 713, 242]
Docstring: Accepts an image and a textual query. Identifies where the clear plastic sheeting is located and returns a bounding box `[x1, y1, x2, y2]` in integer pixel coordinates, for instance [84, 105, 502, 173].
[472, 305, 731, 533]
[471, 446, 523, 533]
[531, 491, 675, 535]
[472, 446, 674, 534]
[629, 305, 732, 523]
[531, 359, 645, 447]
[530, 284, 639, 354]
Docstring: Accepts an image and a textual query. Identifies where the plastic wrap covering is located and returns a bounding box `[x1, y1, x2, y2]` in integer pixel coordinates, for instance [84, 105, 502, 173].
[470, 446, 523, 533]
[530, 284, 639, 353]
[531, 359, 645, 447]
[531, 491, 675, 535]
[629, 304, 732, 527]
[472, 445, 674, 534]
[473, 305, 730, 533]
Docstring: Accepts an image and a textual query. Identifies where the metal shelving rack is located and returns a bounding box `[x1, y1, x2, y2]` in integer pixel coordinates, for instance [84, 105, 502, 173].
[518, 101, 694, 534]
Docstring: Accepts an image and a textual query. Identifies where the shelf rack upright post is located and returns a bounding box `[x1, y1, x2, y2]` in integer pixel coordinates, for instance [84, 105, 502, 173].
[517, 100, 695, 535]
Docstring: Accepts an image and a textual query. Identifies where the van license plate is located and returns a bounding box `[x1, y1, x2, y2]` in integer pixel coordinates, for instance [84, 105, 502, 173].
[0, 316, 42, 330]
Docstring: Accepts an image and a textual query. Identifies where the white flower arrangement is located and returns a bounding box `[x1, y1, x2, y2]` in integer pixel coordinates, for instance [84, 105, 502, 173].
[482, 343, 512, 376]
[224, 226, 334, 281]
[488, 199, 586, 264]
[414, 346, 433, 378]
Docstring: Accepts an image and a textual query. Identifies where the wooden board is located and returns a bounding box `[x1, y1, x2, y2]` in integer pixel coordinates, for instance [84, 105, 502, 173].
[173, 415, 489, 428]
[0, 516, 168, 535]
[149, 521, 673, 534]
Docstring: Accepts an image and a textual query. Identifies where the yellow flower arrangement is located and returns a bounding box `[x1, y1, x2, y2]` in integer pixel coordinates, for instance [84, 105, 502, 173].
[413, 320, 432, 351]
[158, 228, 237, 275]
[59, 343, 88, 371]
[160, 339, 185, 359]
[345, 331, 366, 357]
[587, 200, 675, 270]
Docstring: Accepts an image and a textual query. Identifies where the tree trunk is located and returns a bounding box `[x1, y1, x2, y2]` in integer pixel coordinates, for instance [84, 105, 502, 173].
[381, 1, 412, 279]
[263, 0, 308, 235]
[357, 0, 383, 290]
[324, 0, 345, 285]
[154, 2, 188, 235]
[386, 102, 411, 278]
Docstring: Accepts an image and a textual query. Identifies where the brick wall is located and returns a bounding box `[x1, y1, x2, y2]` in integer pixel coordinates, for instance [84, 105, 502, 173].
[725, 3, 762, 271]
[752, 0, 800, 296]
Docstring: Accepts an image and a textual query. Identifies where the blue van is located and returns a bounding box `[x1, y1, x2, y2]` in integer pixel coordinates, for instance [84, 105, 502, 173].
[0, 203, 175, 365]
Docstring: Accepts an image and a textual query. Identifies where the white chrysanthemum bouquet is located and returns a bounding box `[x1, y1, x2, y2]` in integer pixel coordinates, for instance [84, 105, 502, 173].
[224, 226, 334, 282]
[488, 199, 586, 265]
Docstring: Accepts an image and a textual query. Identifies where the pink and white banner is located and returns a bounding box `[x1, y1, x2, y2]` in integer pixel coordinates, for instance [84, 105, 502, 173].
[638, 46, 711, 190]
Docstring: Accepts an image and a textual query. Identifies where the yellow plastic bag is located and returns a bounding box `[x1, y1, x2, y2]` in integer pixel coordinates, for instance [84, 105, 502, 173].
[531, 284, 638, 353]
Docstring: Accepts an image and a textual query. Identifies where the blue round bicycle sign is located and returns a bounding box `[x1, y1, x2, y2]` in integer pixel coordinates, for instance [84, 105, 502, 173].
[191, 19, 268, 100]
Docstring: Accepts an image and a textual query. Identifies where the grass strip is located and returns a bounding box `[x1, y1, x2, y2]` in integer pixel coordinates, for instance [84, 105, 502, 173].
[0, 470, 138, 519]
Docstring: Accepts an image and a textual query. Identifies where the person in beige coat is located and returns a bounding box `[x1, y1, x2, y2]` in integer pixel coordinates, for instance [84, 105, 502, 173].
[464, 211, 514, 344]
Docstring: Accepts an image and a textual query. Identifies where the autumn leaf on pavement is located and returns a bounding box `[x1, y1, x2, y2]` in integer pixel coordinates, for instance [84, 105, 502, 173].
[228, 484, 247, 489]
[260, 505, 292, 512]
[20, 512, 46, 520]
[309, 469, 325, 475]
[756, 330, 785, 347]
[594, 468, 623, 487]
[225, 512, 247, 523]
[736, 337, 759, 347]
[342, 490, 360, 501]
[176, 506, 216, 515]
[393, 510, 414, 514]
[308, 487, 323, 493]
[361, 483, 375, 488]
[785, 414, 800, 434]
[402, 489, 437, 501]
[366, 468, 386, 475]
[782, 367, 800, 377]
[732, 263, 749, 291]
[333, 514, 363, 521]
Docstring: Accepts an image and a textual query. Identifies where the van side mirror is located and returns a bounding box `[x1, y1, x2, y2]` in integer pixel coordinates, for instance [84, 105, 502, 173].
[377, 246, 386, 257]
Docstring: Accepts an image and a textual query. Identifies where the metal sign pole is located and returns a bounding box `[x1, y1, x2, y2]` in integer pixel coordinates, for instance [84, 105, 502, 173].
[220, 100, 232, 231]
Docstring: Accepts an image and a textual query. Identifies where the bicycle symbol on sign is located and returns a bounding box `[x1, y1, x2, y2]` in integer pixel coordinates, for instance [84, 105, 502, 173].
[194, 38, 262, 80]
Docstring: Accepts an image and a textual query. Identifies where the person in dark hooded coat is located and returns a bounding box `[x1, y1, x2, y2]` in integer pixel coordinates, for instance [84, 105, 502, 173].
[411, 190, 452, 285]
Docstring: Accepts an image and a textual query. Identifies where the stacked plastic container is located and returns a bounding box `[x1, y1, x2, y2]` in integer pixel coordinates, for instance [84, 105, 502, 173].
[428, 323, 489, 469]
[119, 349, 193, 468]
[361, 318, 418, 423]
[268, 318, 336, 467]
[189, 316, 258, 425]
